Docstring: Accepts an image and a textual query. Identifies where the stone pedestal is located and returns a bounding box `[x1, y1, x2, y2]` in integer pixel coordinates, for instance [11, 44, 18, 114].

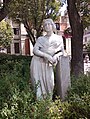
[56, 56, 71, 100]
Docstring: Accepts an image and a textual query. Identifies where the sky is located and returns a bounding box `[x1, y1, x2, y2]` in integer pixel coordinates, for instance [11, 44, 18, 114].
[60, 0, 67, 16]
[61, 0, 67, 6]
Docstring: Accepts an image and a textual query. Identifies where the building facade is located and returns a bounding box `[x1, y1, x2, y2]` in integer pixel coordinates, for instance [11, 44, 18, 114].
[5, 20, 33, 56]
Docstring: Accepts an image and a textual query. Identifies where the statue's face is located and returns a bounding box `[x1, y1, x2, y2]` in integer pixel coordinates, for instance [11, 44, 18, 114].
[43, 21, 53, 32]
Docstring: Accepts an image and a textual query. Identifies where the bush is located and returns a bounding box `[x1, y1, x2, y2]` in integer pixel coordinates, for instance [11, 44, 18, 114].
[0, 54, 36, 118]
[0, 20, 13, 47]
[64, 75, 90, 118]
[67, 75, 90, 98]
[0, 54, 70, 119]
[0, 78, 35, 119]
[0, 54, 90, 119]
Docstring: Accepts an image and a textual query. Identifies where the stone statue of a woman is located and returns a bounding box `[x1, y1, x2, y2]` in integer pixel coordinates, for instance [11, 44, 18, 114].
[30, 18, 64, 99]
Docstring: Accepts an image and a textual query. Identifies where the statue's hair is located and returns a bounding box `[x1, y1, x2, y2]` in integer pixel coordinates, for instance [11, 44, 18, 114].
[43, 18, 56, 32]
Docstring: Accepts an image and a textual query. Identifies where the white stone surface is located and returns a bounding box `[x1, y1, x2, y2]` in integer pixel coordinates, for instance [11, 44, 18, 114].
[30, 19, 64, 99]
[56, 56, 71, 100]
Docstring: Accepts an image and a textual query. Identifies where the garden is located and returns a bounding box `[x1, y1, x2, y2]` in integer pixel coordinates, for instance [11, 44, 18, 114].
[0, 53, 90, 119]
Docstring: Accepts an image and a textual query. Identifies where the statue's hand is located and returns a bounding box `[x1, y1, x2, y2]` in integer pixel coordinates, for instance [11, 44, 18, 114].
[53, 54, 60, 66]
[43, 54, 54, 64]
[53, 55, 58, 63]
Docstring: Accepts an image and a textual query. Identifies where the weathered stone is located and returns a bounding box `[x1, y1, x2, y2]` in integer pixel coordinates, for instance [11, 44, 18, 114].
[56, 56, 71, 100]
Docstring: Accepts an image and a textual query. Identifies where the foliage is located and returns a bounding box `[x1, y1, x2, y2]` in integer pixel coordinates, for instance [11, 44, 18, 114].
[62, 94, 90, 119]
[8, 0, 60, 24]
[8, 0, 61, 45]
[76, 0, 90, 29]
[0, 20, 13, 48]
[67, 75, 90, 98]
[0, 55, 90, 118]
[64, 75, 90, 118]
[0, 54, 35, 118]
[0, 54, 64, 119]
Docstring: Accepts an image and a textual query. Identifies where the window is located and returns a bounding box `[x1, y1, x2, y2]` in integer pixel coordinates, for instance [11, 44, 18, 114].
[14, 43, 20, 53]
[13, 28, 19, 35]
[55, 23, 60, 30]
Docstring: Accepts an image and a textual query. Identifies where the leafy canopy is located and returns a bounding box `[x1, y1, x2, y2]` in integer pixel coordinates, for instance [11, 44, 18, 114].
[0, 20, 13, 47]
[7, 0, 61, 45]
[76, 0, 90, 28]
[9, 0, 60, 28]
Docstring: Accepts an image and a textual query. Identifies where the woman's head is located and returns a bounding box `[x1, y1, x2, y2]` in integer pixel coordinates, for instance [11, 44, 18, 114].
[43, 18, 56, 32]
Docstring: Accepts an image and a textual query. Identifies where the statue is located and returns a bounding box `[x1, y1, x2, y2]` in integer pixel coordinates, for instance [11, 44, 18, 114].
[30, 18, 64, 99]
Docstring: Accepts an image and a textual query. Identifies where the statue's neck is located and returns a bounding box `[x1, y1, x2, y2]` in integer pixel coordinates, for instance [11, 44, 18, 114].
[46, 31, 53, 37]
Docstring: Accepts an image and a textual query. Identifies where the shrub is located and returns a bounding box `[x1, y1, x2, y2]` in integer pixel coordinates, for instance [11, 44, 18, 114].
[0, 54, 70, 119]
[67, 75, 90, 98]
[0, 20, 13, 47]
[0, 54, 90, 119]
[0, 54, 35, 118]
[64, 75, 90, 118]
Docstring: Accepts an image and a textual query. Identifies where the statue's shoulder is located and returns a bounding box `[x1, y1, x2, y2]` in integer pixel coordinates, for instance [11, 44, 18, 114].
[53, 34, 62, 39]
[36, 36, 44, 42]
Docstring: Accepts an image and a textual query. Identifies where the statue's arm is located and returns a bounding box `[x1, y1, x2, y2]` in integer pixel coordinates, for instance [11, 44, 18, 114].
[33, 46, 44, 58]
[33, 39, 54, 64]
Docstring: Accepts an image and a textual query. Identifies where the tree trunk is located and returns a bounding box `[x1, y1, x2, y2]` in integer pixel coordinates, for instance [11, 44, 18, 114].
[23, 20, 36, 46]
[67, 0, 84, 77]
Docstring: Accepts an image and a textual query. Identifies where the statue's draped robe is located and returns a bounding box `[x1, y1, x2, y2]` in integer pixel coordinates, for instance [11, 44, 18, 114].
[30, 33, 64, 99]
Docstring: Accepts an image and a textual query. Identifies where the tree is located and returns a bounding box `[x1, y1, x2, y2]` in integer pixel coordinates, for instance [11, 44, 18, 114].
[67, 0, 90, 77]
[0, 20, 13, 48]
[8, 0, 60, 46]
[0, 0, 12, 21]
[76, 0, 90, 29]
